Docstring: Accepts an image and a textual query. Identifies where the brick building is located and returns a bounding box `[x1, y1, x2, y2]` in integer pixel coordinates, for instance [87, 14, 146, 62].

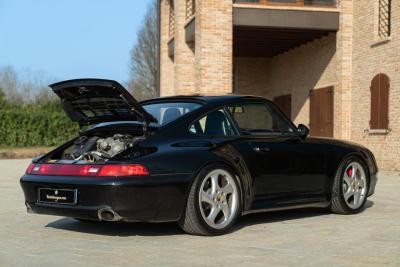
[158, 0, 399, 171]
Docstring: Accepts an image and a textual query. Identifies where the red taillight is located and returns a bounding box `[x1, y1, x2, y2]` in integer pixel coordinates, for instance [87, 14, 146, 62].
[26, 163, 149, 177]
[98, 164, 149, 176]
[26, 163, 36, 174]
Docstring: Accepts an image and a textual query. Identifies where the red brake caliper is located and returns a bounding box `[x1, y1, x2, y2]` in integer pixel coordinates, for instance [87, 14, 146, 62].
[346, 167, 353, 177]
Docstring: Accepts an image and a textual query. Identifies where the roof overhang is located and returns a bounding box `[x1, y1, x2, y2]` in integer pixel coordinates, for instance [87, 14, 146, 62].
[233, 6, 339, 57]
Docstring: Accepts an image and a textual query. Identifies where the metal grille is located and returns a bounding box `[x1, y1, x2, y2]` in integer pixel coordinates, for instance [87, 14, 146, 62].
[186, 0, 195, 20]
[378, 0, 392, 38]
[169, 0, 175, 38]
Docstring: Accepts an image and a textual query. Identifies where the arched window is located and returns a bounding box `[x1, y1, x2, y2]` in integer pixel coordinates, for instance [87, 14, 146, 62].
[168, 0, 175, 38]
[370, 74, 390, 129]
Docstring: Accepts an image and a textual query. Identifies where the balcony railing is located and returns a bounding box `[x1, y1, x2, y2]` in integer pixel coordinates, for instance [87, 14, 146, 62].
[233, 0, 338, 8]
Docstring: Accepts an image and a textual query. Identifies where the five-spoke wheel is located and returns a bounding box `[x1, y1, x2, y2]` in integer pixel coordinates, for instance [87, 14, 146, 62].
[331, 157, 369, 214]
[179, 164, 241, 235]
[198, 169, 239, 230]
[342, 162, 368, 210]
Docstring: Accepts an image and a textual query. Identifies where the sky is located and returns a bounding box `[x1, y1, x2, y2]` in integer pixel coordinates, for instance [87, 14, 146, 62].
[0, 0, 152, 84]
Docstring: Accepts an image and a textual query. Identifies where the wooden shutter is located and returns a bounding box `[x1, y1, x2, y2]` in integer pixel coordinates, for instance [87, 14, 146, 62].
[309, 87, 334, 137]
[273, 94, 292, 119]
[370, 74, 390, 129]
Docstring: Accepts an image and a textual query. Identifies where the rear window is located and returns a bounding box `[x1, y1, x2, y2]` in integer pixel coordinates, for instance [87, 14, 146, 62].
[143, 102, 202, 126]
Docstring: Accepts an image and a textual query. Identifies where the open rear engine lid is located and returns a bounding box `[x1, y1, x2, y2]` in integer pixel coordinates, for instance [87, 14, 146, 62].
[50, 79, 157, 126]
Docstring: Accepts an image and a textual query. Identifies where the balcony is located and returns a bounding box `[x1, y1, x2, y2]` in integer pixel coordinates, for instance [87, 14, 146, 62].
[233, 0, 339, 57]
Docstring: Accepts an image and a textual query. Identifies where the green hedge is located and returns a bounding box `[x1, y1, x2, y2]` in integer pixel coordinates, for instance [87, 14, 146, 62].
[0, 110, 78, 147]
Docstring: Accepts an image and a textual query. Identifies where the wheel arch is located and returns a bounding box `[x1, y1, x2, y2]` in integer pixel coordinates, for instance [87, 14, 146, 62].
[183, 158, 251, 217]
[326, 151, 371, 200]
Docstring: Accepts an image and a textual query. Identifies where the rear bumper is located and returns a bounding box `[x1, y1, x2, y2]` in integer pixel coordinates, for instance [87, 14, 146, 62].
[20, 173, 193, 222]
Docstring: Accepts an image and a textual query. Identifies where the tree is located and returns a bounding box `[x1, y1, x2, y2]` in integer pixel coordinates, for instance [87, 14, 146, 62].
[0, 66, 23, 104]
[0, 87, 6, 108]
[128, 0, 158, 100]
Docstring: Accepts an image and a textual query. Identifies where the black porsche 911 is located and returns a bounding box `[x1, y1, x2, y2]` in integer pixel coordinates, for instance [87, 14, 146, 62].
[20, 79, 378, 235]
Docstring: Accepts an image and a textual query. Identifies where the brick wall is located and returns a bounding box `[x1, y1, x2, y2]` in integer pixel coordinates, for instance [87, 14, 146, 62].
[335, 0, 353, 140]
[351, 0, 400, 171]
[159, 0, 399, 170]
[235, 34, 337, 126]
[195, 0, 233, 95]
[174, 0, 196, 95]
[159, 0, 233, 96]
[160, 0, 175, 96]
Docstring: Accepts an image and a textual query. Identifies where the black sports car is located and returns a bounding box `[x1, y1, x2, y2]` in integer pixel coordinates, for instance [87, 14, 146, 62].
[20, 79, 378, 235]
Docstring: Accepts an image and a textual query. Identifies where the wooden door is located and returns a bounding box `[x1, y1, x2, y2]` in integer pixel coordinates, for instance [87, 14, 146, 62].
[273, 94, 292, 119]
[309, 86, 334, 137]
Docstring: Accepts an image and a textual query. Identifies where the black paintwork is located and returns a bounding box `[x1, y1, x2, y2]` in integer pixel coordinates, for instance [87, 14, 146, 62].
[20, 93, 378, 222]
[50, 79, 157, 126]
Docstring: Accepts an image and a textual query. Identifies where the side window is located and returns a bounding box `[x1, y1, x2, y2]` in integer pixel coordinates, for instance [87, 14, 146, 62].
[228, 102, 294, 135]
[189, 109, 235, 136]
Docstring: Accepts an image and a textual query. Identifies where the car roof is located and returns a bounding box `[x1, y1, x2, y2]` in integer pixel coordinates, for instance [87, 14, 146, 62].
[140, 94, 271, 106]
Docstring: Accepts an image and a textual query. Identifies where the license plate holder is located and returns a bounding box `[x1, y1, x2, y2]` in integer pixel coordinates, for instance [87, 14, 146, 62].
[38, 188, 77, 205]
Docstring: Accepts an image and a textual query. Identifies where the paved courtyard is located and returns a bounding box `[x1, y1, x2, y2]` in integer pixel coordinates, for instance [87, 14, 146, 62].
[0, 159, 399, 267]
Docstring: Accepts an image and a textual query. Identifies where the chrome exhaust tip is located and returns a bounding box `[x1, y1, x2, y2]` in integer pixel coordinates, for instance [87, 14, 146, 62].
[97, 208, 121, 222]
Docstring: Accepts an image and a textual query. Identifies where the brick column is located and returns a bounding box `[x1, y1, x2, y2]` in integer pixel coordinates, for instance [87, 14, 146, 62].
[159, 0, 175, 96]
[335, 0, 353, 139]
[195, 0, 233, 95]
[173, 0, 196, 95]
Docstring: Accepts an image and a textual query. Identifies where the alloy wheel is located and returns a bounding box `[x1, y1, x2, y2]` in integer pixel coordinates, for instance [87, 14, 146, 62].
[198, 169, 239, 229]
[342, 162, 368, 210]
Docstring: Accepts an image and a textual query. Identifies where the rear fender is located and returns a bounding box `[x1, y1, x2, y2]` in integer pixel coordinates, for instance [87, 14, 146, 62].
[187, 144, 253, 212]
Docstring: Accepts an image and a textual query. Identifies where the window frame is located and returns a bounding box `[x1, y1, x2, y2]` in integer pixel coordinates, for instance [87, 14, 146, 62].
[225, 100, 298, 137]
[378, 0, 392, 39]
[187, 106, 240, 138]
[142, 100, 203, 128]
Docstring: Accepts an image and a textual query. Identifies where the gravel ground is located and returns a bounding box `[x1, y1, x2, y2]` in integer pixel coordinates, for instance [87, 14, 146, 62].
[0, 159, 399, 267]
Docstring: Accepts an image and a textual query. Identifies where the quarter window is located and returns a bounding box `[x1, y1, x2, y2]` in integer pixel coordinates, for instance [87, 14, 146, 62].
[228, 103, 294, 135]
[143, 102, 202, 126]
[189, 109, 235, 136]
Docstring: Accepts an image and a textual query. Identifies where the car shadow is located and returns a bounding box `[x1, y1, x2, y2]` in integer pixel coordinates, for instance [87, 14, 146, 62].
[45, 200, 374, 237]
[46, 218, 183, 237]
[234, 200, 374, 231]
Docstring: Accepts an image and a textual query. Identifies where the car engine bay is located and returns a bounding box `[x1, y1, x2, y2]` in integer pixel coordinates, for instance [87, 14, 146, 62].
[62, 134, 145, 163]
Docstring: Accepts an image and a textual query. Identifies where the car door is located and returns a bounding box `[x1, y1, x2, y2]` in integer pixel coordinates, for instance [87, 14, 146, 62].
[227, 101, 327, 209]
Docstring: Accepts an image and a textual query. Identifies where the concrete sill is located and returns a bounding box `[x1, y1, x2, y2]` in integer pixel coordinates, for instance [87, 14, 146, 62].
[365, 129, 391, 135]
[371, 37, 391, 48]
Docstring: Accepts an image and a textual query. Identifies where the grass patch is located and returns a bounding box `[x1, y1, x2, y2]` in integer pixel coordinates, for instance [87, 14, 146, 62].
[0, 147, 55, 159]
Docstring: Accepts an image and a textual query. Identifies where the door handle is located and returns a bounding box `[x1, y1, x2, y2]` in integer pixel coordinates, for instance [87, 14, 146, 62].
[253, 146, 270, 153]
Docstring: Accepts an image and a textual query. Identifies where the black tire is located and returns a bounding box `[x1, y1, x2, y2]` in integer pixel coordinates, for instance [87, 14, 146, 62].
[179, 163, 242, 236]
[331, 156, 369, 214]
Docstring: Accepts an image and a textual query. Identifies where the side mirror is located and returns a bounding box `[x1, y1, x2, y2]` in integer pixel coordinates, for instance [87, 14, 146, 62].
[297, 124, 309, 140]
